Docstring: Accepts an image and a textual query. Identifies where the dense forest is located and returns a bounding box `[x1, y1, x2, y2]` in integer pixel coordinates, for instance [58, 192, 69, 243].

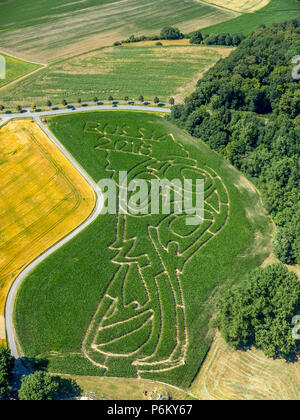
[0, 347, 14, 400]
[189, 30, 245, 46]
[171, 20, 300, 265]
[216, 264, 300, 359]
[115, 27, 244, 46]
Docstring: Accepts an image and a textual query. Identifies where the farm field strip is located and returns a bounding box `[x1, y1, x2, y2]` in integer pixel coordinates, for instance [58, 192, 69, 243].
[201, 0, 300, 35]
[0, 53, 41, 89]
[67, 374, 196, 400]
[0, 45, 233, 107]
[14, 111, 273, 388]
[0, 0, 237, 62]
[0, 119, 96, 346]
[202, 0, 270, 13]
[190, 333, 300, 400]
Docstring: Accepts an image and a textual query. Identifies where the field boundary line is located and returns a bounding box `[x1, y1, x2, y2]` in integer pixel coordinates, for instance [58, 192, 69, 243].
[0, 65, 47, 92]
[197, 0, 242, 14]
[198, 0, 270, 14]
[0, 49, 46, 66]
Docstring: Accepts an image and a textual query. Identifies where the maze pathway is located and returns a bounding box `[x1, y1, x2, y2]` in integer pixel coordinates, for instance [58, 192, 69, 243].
[81, 119, 230, 376]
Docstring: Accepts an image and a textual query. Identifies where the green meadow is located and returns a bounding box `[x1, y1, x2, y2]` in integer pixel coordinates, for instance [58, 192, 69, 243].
[14, 111, 273, 388]
[0, 54, 40, 89]
[0, 45, 232, 107]
[201, 0, 300, 35]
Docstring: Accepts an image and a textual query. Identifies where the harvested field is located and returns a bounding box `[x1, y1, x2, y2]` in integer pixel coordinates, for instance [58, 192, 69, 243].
[203, 0, 270, 13]
[190, 332, 300, 400]
[0, 0, 237, 62]
[67, 375, 194, 400]
[201, 0, 300, 35]
[0, 119, 95, 343]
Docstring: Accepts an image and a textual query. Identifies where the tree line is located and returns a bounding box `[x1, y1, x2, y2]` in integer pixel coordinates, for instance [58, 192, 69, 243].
[190, 30, 245, 46]
[113, 26, 243, 47]
[216, 264, 300, 359]
[170, 19, 300, 266]
[113, 27, 184, 46]
[0, 347, 14, 399]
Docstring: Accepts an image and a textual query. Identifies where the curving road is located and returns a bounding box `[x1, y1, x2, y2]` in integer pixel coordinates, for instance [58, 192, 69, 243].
[0, 103, 171, 122]
[1, 105, 171, 365]
[0, 116, 11, 127]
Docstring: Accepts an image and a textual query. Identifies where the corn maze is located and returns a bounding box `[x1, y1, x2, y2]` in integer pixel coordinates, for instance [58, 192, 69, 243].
[79, 116, 230, 377]
[15, 112, 271, 386]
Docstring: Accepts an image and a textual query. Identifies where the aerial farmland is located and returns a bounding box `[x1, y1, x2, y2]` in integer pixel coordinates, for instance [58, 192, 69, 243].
[0, 0, 299, 403]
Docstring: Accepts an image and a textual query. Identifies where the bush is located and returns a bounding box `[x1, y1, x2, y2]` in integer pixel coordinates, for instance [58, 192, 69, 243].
[19, 371, 59, 400]
[171, 104, 184, 119]
[18, 371, 81, 401]
[160, 27, 183, 40]
[0, 347, 14, 400]
[190, 31, 203, 45]
[203, 33, 245, 46]
[185, 108, 208, 136]
[274, 227, 297, 265]
[121, 34, 148, 44]
[217, 264, 300, 359]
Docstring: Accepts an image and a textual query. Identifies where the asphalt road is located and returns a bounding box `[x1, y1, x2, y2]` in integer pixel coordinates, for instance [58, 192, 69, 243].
[0, 103, 171, 122]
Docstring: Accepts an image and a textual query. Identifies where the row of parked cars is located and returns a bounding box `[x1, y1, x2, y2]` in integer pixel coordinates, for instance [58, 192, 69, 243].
[2, 100, 166, 114]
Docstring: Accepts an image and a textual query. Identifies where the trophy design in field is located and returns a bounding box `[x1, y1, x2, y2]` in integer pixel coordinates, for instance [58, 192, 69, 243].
[82, 121, 229, 376]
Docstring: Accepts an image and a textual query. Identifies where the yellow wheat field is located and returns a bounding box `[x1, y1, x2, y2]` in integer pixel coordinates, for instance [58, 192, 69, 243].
[0, 120, 96, 345]
[203, 0, 270, 13]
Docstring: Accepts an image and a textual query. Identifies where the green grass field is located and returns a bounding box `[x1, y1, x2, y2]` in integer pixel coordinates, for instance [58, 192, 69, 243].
[0, 0, 236, 63]
[0, 45, 233, 107]
[0, 54, 40, 89]
[14, 111, 273, 388]
[201, 0, 300, 35]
